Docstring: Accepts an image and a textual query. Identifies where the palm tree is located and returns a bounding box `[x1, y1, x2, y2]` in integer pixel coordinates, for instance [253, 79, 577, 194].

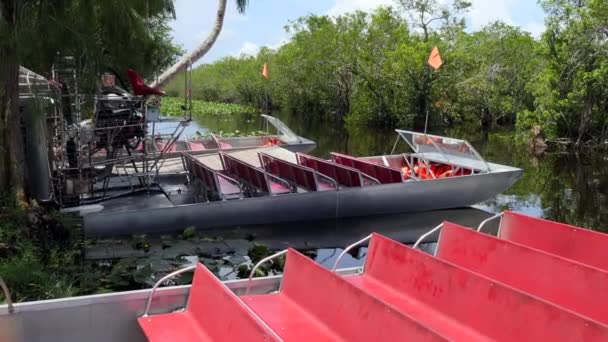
[150, 0, 250, 88]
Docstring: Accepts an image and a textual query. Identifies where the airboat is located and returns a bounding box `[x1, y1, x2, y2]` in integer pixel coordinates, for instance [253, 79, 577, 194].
[2, 212, 607, 341]
[83, 130, 522, 236]
[18, 63, 314, 210]
[18, 61, 520, 237]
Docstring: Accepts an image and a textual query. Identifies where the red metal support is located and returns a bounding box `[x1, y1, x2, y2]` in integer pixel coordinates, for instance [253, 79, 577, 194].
[500, 211, 608, 272]
[138, 263, 280, 342]
[358, 233, 608, 341]
[242, 249, 448, 342]
[437, 222, 608, 324]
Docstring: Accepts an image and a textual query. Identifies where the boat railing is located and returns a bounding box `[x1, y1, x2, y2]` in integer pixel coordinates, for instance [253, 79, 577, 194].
[246, 250, 288, 295]
[142, 265, 197, 317]
[412, 223, 445, 250]
[0, 277, 14, 314]
[331, 234, 373, 272]
[477, 213, 504, 233]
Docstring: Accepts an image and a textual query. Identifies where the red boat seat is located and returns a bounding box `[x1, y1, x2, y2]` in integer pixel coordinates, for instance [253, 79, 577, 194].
[345, 233, 608, 341]
[331, 152, 403, 184]
[138, 263, 280, 342]
[242, 249, 448, 341]
[127, 69, 165, 97]
[218, 142, 233, 149]
[259, 152, 336, 192]
[187, 140, 206, 152]
[219, 152, 291, 196]
[156, 140, 178, 153]
[499, 211, 608, 272]
[436, 222, 608, 324]
[183, 153, 242, 200]
[296, 153, 379, 187]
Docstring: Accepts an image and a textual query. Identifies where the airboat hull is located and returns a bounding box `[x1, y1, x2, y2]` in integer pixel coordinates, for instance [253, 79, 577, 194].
[83, 165, 522, 237]
[0, 268, 360, 342]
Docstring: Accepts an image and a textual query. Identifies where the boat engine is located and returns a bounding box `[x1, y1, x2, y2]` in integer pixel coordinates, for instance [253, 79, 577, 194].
[93, 73, 145, 153]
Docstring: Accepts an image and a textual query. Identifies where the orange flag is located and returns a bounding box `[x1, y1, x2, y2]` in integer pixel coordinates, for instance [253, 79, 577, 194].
[428, 46, 443, 70]
[262, 63, 269, 78]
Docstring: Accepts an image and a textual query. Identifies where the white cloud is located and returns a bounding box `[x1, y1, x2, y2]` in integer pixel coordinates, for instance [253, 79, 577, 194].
[327, 0, 545, 36]
[268, 37, 290, 50]
[327, 0, 392, 16]
[235, 42, 260, 56]
[522, 21, 545, 38]
[467, 0, 545, 35]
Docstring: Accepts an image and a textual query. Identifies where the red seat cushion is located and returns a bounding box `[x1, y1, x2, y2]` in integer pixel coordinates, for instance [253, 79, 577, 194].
[269, 180, 291, 195]
[138, 312, 212, 342]
[127, 69, 165, 97]
[317, 181, 336, 191]
[188, 141, 206, 151]
[217, 175, 241, 196]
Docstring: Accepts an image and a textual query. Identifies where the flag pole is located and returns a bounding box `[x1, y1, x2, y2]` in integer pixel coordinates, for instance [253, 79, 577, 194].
[262, 63, 269, 114]
[426, 46, 443, 135]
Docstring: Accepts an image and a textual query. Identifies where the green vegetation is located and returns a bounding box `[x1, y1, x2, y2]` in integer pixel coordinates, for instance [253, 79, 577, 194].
[161, 96, 259, 117]
[14, 0, 183, 91]
[0, 200, 92, 302]
[165, 0, 608, 145]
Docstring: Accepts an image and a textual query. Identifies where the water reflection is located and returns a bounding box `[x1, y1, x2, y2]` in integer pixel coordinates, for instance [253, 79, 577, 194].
[193, 111, 608, 232]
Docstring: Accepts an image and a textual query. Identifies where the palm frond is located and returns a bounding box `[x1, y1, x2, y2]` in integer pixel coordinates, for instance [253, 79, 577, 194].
[236, 0, 249, 14]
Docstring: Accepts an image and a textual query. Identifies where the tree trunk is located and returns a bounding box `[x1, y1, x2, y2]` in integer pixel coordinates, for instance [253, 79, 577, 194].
[0, 0, 25, 198]
[150, 0, 227, 89]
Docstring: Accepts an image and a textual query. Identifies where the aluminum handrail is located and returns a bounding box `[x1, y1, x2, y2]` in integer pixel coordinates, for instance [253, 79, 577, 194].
[0, 277, 14, 314]
[142, 265, 197, 317]
[412, 223, 444, 249]
[360, 173, 381, 185]
[477, 213, 504, 232]
[316, 172, 339, 190]
[332, 234, 373, 272]
[246, 250, 288, 295]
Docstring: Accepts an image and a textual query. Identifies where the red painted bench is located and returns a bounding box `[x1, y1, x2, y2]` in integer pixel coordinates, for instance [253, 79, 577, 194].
[138, 263, 280, 342]
[242, 249, 448, 341]
[182, 153, 242, 201]
[186, 140, 206, 152]
[155, 140, 178, 153]
[259, 153, 337, 192]
[219, 152, 291, 196]
[436, 222, 608, 324]
[499, 211, 608, 272]
[330, 152, 403, 184]
[296, 153, 379, 187]
[344, 233, 608, 341]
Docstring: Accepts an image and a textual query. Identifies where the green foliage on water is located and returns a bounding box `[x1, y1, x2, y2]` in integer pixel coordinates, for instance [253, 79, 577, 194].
[165, 1, 608, 144]
[161, 96, 259, 117]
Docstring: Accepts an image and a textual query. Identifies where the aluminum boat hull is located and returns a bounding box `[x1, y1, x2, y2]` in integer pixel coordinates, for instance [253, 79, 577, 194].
[84, 164, 522, 237]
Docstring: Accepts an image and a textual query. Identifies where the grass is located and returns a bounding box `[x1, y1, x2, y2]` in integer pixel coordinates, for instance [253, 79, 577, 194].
[161, 96, 259, 117]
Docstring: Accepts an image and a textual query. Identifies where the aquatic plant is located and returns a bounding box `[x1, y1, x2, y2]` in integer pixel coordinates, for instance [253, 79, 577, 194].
[161, 96, 258, 117]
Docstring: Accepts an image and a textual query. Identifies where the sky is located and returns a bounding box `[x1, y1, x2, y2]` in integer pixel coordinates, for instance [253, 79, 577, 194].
[170, 0, 546, 64]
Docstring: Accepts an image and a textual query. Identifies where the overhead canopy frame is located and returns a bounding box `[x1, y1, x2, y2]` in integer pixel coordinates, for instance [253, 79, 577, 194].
[396, 130, 491, 172]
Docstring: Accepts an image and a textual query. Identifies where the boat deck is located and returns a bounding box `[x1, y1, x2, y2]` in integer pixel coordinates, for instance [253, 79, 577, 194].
[139, 212, 608, 341]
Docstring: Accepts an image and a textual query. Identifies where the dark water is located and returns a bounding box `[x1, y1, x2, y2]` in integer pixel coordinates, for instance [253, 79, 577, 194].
[90, 112, 608, 288]
[193, 111, 608, 233]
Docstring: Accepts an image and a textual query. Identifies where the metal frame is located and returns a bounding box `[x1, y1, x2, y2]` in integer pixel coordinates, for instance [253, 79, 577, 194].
[395, 130, 492, 172]
[477, 213, 504, 233]
[0, 277, 13, 314]
[412, 223, 444, 250]
[246, 250, 288, 295]
[142, 265, 197, 317]
[332, 234, 373, 272]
